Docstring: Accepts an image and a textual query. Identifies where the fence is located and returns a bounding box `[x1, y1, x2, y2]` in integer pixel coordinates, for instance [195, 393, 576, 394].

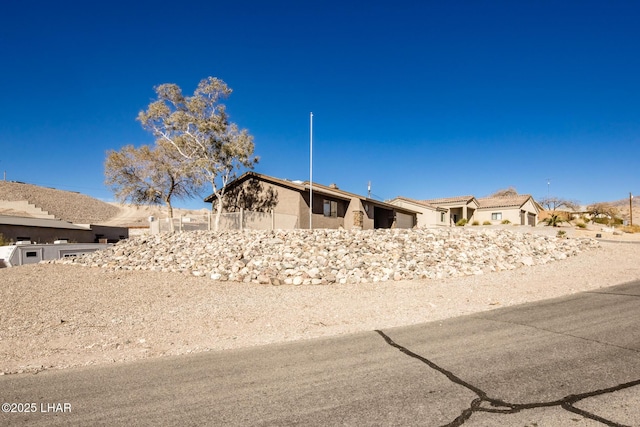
[150, 209, 298, 234]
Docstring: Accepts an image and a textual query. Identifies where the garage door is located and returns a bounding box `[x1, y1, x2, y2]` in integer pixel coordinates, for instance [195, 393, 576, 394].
[395, 212, 414, 229]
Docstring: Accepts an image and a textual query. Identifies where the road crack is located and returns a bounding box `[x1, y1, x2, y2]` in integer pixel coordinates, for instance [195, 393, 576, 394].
[375, 329, 639, 427]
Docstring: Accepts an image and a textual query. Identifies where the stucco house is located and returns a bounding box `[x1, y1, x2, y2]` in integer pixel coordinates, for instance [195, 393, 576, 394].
[423, 195, 479, 225]
[204, 172, 419, 230]
[475, 195, 541, 226]
[385, 197, 449, 228]
[388, 194, 541, 227]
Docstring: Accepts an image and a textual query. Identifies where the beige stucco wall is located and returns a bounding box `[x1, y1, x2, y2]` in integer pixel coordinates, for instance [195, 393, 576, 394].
[475, 200, 538, 226]
[475, 207, 524, 225]
[388, 200, 430, 228]
[521, 199, 539, 217]
[387, 199, 452, 228]
[226, 178, 304, 229]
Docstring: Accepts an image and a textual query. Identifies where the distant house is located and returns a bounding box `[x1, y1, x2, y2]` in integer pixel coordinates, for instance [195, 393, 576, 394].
[0, 215, 128, 244]
[385, 197, 449, 228]
[476, 195, 541, 226]
[388, 194, 541, 227]
[203, 172, 419, 230]
[423, 195, 480, 225]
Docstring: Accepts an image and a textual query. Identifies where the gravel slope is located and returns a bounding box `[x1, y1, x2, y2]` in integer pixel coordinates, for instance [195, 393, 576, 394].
[0, 181, 121, 223]
[1, 238, 639, 375]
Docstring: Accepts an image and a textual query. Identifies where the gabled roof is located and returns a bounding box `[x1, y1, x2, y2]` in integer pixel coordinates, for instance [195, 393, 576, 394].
[204, 172, 420, 214]
[423, 195, 478, 206]
[0, 215, 90, 230]
[387, 196, 447, 211]
[204, 172, 307, 203]
[477, 195, 535, 209]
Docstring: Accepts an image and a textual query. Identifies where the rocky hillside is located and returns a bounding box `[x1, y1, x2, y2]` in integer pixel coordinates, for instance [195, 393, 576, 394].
[0, 181, 121, 224]
[610, 196, 640, 224]
[54, 228, 600, 284]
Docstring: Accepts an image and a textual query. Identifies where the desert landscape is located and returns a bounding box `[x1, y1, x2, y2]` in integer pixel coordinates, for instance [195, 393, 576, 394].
[1, 237, 639, 376]
[1, 181, 639, 376]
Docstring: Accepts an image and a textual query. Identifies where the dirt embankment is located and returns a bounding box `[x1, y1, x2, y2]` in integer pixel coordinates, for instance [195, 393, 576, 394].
[1, 238, 638, 375]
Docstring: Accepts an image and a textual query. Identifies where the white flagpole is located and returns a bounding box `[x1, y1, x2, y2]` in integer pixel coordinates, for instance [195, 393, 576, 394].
[309, 112, 313, 230]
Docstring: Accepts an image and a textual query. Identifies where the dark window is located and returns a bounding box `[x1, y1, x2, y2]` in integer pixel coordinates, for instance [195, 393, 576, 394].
[26, 252, 38, 258]
[323, 200, 338, 217]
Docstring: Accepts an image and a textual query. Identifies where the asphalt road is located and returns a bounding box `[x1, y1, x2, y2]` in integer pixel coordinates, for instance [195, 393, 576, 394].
[1, 280, 639, 426]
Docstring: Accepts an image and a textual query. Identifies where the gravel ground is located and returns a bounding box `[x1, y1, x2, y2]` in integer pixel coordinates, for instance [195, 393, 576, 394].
[1, 236, 639, 375]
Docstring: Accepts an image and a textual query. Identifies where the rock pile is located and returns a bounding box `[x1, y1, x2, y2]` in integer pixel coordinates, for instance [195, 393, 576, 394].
[52, 228, 600, 285]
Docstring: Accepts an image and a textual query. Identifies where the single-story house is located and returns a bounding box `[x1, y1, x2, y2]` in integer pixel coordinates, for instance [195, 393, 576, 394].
[204, 172, 420, 230]
[475, 195, 541, 226]
[385, 197, 449, 228]
[422, 195, 479, 225]
[0, 215, 128, 244]
[388, 194, 541, 227]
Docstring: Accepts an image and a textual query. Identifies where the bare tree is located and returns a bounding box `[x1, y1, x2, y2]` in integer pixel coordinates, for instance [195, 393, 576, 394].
[539, 196, 579, 212]
[137, 77, 257, 231]
[105, 144, 200, 232]
[586, 202, 619, 225]
[536, 197, 580, 227]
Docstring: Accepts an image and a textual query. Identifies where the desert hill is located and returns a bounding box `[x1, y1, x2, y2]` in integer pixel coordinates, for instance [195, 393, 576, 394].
[609, 196, 640, 224]
[0, 181, 208, 226]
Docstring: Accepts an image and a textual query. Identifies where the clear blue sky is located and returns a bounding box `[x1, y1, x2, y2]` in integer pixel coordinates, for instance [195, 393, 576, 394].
[1, 0, 638, 209]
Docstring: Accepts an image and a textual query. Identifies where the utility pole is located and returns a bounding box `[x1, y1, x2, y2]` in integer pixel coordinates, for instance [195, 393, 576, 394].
[630, 192, 634, 226]
[309, 112, 313, 230]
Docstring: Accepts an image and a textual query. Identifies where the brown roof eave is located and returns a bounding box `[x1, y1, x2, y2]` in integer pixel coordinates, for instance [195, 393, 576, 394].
[204, 171, 306, 203]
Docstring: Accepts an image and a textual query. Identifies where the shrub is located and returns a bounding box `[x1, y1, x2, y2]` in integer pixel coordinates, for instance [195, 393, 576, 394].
[482, 221, 492, 225]
[594, 217, 623, 226]
[620, 225, 640, 234]
[576, 222, 587, 229]
[471, 221, 480, 226]
[455, 218, 468, 226]
[542, 213, 566, 227]
[501, 219, 511, 224]
[557, 230, 567, 238]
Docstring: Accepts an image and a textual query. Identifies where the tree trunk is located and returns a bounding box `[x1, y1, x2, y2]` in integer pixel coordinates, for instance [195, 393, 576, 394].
[166, 201, 175, 233]
[165, 180, 176, 233]
[214, 196, 222, 232]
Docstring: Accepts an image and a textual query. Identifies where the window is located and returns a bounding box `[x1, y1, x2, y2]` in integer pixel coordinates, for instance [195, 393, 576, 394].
[323, 199, 337, 217]
[25, 251, 38, 258]
[491, 212, 502, 221]
[440, 212, 445, 222]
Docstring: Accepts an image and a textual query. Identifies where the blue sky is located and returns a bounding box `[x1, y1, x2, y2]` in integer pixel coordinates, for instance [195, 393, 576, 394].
[1, 1, 638, 209]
